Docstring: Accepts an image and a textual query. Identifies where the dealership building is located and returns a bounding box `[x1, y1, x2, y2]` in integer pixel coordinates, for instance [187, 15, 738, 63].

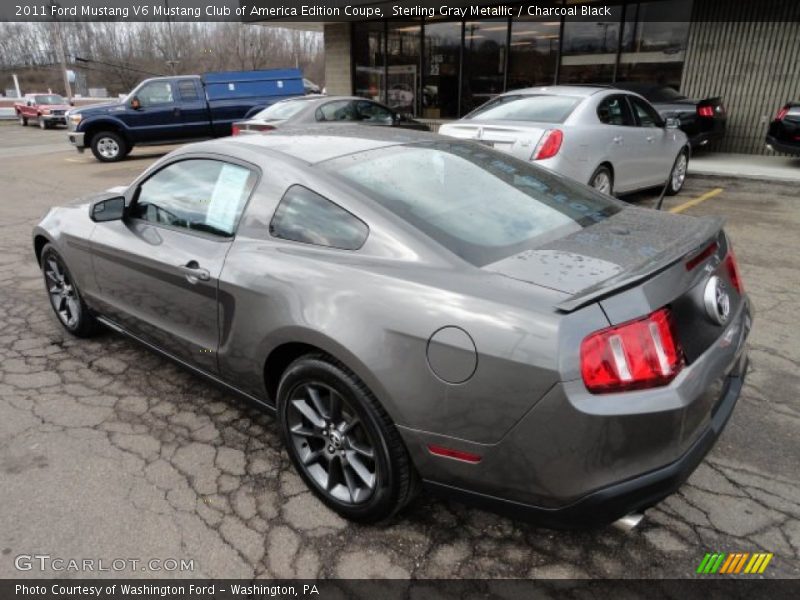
[257, 0, 800, 154]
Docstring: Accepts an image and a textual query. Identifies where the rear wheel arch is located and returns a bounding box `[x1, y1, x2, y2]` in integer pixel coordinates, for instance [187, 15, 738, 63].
[34, 234, 52, 266]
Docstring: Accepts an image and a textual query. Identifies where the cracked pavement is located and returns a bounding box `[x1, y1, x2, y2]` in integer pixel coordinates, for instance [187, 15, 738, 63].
[1, 124, 798, 579]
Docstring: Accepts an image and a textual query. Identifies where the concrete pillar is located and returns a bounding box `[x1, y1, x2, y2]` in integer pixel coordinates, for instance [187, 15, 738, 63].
[323, 23, 352, 95]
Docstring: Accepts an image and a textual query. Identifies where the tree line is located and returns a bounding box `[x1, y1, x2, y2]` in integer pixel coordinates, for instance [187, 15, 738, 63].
[0, 22, 324, 96]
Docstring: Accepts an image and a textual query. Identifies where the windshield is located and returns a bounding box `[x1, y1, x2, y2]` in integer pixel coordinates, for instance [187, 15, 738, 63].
[324, 142, 621, 266]
[34, 95, 66, 105]
[466, 94, 580, 123]
[254, 101, 307, 121]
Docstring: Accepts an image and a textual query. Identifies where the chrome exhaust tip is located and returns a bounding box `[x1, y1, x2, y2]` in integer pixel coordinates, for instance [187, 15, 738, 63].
[612, 512, 644, 532]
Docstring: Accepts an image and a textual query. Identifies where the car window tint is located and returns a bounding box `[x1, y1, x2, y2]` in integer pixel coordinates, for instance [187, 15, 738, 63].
[325, 142, 621, 266]
[356, 101, 394, 124]
[137, 81, 174, 106]
[255, 101, 307, 121]
[177, 80, 199, 101]
[629, 96, 663, 127]
[597, 96, 632, 126]
[316, 100, 358, 122]
[131, 159, 256, 237]
[466, 94, 580, 123]
[269, 185, 368, 250]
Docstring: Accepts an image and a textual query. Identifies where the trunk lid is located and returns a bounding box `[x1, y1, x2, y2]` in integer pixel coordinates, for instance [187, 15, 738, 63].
[439, 119, 549, 160]
[485, 207, 723, 310]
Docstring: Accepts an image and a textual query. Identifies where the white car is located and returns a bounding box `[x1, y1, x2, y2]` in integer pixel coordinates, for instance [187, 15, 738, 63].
[439, 85, 690, 196]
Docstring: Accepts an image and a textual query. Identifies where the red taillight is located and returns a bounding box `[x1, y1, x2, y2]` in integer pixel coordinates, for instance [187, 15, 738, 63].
[724, 247, 744, 294]
[580, 308, 684, 394]
[776, 106, 789, 121]
[533, 129, 563, 160]
[231, 124, 242, 136]
[697, 105, 715, 118]
[427, 444, 482, 464]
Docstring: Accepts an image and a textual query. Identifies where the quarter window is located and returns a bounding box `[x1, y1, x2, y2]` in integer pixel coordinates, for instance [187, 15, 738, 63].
[131, 159, 256, 237]
[177, 80, 199, 101]
[269, 185, 368, 250]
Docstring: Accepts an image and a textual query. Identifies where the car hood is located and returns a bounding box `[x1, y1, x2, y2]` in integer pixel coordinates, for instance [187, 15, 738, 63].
[69, 101, 124, 117]
[485, 207, 723, 311]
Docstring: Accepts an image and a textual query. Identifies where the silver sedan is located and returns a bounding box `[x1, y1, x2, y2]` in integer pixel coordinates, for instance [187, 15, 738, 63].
[439, 85, 690, 196]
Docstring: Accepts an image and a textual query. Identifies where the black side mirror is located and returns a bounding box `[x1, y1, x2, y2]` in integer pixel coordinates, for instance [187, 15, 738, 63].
[90, 196, 126, 222]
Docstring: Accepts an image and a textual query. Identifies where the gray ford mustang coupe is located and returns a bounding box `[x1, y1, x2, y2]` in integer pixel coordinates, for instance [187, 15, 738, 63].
[33, 126, 751, 527]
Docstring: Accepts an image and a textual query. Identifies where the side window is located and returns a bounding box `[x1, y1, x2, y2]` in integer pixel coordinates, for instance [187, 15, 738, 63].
[629, 96, 663, 128]
[315, 100, 358, 122]
[177, 80, 199, 101]
[597, 96, 633, 126]
[356, 101, 394, 124]
[137, 81, 174, 106]
[131, 159, 256, 237]
[269, 185, 368, 250]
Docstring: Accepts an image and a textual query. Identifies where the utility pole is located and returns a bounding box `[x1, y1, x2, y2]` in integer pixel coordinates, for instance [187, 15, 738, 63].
[51, 17, 73, 100]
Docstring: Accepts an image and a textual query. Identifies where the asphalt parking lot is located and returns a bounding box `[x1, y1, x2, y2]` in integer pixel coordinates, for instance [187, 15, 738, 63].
[1, 122, 798, 579]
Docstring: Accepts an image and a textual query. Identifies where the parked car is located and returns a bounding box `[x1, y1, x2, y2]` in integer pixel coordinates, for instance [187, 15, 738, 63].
[66, 69, 305, 162]
[766, 102, 800, 155]
[303, 78, 322, 95]
[33, 125, 751, 527]
[14, 93, 71, 129]
[231, 96, 429, 135]
[613, 83, 726, 150]
[439, 86, 690, 196]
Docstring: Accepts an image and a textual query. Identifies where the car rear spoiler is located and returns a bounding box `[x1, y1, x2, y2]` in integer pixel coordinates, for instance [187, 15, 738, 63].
[555, 216, 725, 313]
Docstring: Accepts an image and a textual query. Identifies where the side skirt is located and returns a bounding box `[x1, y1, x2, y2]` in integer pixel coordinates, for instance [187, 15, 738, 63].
[95, 315, 276, 415]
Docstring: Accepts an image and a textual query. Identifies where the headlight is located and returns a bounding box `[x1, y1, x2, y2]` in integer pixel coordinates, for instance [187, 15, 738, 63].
[42, 109, 51, 115]
[69, 113, 82, 125]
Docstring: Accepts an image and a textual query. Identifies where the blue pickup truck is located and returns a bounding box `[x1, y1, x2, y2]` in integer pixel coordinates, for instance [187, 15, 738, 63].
[66, 69, 305, 162]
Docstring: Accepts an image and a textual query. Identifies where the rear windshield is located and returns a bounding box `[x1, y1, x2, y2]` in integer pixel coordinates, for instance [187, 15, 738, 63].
[466, 94, 580, 123]
[34, 95, 66, 105]
[254, 101, 306, 121]
[323, 142, 621, 266]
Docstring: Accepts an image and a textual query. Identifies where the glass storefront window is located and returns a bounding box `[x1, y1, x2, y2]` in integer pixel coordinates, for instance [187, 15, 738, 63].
[508, 19, 560, 91]
[387, 22, 421, 116]
[618, 0, 692, 89]
[461, 20, 508, 115]
[423, 20, 462, 119]
[559, 5, 624, 84]
[353, 22, 386, 103]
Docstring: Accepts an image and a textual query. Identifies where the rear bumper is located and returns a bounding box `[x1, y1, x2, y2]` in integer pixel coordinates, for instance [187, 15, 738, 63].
[408, 295, 752, 528]
[424, 352, 747, 528]
[766, 135, 800, 156]
[688, 128, 725, 148]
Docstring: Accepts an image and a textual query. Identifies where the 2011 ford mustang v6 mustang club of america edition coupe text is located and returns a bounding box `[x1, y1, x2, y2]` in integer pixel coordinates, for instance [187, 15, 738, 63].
[33, 126, 751, 528]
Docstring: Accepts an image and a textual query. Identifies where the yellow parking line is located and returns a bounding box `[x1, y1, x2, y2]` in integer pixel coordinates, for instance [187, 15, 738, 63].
[669, 187, 724, 213]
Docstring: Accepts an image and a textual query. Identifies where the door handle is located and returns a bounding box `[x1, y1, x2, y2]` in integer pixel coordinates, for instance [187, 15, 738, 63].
[179, 261, 210, 284]
[613, 136, 623, 144]
[173, 107, 181, 117]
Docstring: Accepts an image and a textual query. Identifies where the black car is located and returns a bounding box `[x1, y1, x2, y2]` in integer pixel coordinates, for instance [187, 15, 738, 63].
[232, 95, 429, 135]
[766, 102, 800, 155]
[614, 83, 726, 150]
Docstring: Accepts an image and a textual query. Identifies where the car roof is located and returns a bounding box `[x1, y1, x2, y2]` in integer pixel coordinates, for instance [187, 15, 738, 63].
[502, 85, 613, 97]
[189, 125, 440, 165]
[273, 95, 377, 105]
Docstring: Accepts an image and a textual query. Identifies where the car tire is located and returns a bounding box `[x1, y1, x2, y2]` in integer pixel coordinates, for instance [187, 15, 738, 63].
[665, 149, 689, 196]
[19, 115, 27, 126]
[277, 354, 419, 523]
[589, 165, 614, 196]
[40, 243, 99, 338]
[90, 131, 127, 162]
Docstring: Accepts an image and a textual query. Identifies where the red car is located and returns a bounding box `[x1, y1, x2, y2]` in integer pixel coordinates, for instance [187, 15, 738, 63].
[14, 93, 71, 129]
